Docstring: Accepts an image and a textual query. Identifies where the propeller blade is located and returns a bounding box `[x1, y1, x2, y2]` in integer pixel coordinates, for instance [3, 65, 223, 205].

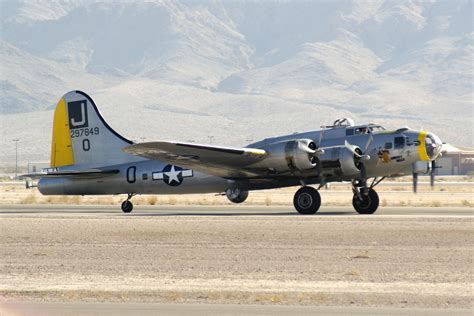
[360, 162, 367, 180]
[430, 160, 436, 188]
[318, 129, 324, 148]
[364, 132, 374, 153]
[358, 162, 369, 195]
[413, 172, 418, 193]
[315, 157, 325, 186]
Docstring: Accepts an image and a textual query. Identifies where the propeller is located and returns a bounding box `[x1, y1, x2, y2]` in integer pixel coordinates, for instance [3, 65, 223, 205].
[412, 135, 443, 193]
[430, 159, 442, 189]
[364, 132, 374, 155]
[352, 132, 374, 195]
[352, 132, 373, 161]
[314, 129, 326, 186]
[412, 161, 427, 194]
[412, 159, 440, 193]
[430, 160, 436, 188]
[429, 143, 446, 190]
[412, 171, 418, 193]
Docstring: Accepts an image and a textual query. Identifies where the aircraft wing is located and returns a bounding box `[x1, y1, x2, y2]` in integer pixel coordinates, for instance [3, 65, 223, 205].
[123, 142, 267, 178]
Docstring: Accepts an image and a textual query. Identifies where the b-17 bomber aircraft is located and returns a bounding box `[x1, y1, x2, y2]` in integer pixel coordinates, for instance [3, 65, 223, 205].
[23, 90, 444, 214]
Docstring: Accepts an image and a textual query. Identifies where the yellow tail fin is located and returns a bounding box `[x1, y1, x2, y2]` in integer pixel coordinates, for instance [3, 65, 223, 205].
[50, 98, 74, 167]
[49, 91, 139, 169]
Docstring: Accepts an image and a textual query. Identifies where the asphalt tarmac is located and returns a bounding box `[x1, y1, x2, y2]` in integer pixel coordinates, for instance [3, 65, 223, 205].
[0, 204, 472, 315]
[1, 204, 473, 216]
[1, 301, 471, 316]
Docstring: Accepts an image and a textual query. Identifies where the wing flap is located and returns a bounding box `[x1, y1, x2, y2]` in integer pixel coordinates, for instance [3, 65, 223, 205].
[123, 141, 267, 178]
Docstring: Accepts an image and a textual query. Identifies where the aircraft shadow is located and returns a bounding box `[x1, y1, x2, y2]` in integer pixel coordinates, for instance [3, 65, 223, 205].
[129, 211, 355, 217]
[0, 211, 355, 216]
[0, 210, 112, 214]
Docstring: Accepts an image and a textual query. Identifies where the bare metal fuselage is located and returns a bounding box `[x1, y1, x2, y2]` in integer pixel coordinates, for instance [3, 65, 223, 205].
[38, 127, 427, 196]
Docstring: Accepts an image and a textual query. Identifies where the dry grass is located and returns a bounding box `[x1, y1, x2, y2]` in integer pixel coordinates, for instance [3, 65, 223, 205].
[163, 291, 183, 302]
[167, 197, 177, 205]
[265, 196, 272, 206]
[147, 196, 158, 205]
[3, 181, 473, 207]
[19, 193, 37, 204]
[255, 293, 283, 303]
[429, 201, 442, 207]
[345, 271, 361, 277]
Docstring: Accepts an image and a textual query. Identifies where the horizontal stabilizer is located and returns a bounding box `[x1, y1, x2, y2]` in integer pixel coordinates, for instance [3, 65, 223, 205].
[20, 169, 119, 179]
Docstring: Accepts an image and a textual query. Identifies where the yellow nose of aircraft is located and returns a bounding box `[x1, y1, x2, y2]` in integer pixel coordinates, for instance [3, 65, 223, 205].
[418, 131, 443, 161]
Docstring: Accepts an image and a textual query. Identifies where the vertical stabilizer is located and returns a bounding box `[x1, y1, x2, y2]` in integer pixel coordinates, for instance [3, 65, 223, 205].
[50, 90, 143, 169]
[51, 97, 75, 167]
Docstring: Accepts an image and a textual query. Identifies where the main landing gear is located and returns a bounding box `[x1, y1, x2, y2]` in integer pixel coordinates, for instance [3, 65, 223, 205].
[293, 177, 385, 215]
[121, 193, 135, 213]
[293, 186, 321, 215]
[351, 177, 384, 214]
[352, 189, 379, 214]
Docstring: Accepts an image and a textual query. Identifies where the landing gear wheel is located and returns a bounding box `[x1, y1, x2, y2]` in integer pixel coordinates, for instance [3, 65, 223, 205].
[293, 186, 321, 215]
[353, 189, 379, 214]
[226, 188, 249, 204]
[121, 200, 133, 213]
[229, 191, 248, 203]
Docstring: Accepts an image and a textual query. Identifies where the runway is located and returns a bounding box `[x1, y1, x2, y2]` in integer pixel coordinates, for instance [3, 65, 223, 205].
[0, 204, 472, 314]
[1, 204, 473, 216]
[2, 301, 471, 316]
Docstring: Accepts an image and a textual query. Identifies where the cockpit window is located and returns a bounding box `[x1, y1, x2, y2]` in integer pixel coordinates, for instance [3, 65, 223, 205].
[355, 127, 370, 135]
[348, 125, 385, 136]
[394, 137, 405, 149]
[369, 125, 385, 133]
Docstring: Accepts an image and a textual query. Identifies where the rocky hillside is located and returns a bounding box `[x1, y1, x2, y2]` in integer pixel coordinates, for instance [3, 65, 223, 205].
[1, 0, 472, 164]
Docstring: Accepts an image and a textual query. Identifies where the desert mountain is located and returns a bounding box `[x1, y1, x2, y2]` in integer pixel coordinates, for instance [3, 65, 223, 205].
[1, 0, 472, 165]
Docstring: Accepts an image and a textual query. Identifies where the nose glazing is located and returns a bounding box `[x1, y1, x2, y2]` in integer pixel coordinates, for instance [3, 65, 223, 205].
[425, 132, 442, 160]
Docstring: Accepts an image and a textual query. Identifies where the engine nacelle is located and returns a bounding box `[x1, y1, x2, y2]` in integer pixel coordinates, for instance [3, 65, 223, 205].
[256, 139, 317, 172]
[318, 145, 361, 177]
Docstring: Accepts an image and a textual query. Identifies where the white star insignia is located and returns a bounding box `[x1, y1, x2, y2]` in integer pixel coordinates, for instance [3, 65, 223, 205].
[165, 165, 181, 184]
[152, 165, 193, 184]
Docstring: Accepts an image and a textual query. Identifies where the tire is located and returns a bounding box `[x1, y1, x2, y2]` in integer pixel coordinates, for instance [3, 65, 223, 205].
[226, 188, 249, 204]
[293, 187, 321, 215]
[352, 189, 379, 214]
[121, 200, 133, 213]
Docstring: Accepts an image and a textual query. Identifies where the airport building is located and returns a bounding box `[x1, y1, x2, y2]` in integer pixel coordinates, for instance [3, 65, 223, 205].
[435, 144, 474, 176]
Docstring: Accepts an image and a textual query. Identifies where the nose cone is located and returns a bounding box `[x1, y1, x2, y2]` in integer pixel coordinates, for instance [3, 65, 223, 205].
[420, 132, 442, 161]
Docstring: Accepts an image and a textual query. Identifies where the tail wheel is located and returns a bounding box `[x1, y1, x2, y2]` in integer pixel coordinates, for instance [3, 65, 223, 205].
[121, 200, 133, 213]
[293, 186, 321, 215]
[352, 189, 379, 214]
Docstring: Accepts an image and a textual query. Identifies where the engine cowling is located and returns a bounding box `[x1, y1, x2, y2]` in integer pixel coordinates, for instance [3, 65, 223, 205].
[318, 145, 362, 177]
[257, 139, 317, 172]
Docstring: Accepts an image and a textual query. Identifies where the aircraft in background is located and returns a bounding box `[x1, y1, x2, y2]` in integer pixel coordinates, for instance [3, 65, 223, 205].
[23, 91, 443, 214]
